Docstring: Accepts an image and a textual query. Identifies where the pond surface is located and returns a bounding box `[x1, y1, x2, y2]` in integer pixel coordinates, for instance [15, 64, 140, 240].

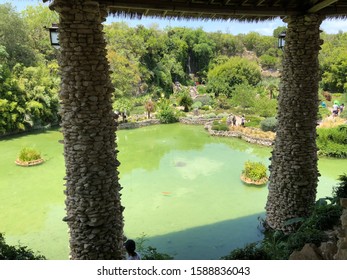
[0, 124, 346, 259]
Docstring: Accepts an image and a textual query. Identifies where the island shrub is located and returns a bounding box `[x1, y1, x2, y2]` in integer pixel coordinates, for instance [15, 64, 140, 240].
[260, 117, 277, 132]
[18, 147, 42, 162]
[242, 161, 267, 182]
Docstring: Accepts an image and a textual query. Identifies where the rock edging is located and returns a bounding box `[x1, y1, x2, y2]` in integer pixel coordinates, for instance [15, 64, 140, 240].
[204, 122, 274, 147]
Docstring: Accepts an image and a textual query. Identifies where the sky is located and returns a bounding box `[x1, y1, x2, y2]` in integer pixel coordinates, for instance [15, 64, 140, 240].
[2, 0, 347, 36]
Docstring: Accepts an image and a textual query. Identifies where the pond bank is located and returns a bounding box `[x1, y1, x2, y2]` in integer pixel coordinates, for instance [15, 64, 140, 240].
[118, 116, 274, 147]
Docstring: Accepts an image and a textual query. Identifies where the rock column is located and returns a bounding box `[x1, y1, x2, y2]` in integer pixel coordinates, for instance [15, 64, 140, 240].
[266, 15, 324, 232]
[51, 0, 124, 259]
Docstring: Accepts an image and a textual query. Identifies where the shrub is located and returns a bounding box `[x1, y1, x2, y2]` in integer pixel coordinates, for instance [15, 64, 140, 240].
[192, 101, 202, 109]
[18, 147, 42, 162]
[156, 98, 179, 124]
[260, 117, 277, 132]
[244, 115, 263, 128]
[332, 173, 347, 200]
[0, 233, 45, 260]
[136, 234, 173, 260]
[242, 161, 267, 181]
[211, 120, 229, 131]
[157, 108, 179, 124]
[317, 125, 347, 158]
[221, 242, 270, 260]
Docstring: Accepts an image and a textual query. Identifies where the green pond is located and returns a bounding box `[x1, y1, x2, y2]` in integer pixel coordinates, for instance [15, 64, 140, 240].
[0, 124, 346, 260]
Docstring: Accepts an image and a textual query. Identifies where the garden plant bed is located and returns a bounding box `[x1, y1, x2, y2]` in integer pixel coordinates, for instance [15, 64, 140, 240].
[15, 158, 44, 167]
[240, 174, 268, 186]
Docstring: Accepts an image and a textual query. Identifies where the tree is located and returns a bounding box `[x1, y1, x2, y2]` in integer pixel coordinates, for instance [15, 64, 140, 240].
[206, 56, 261, 97]
[144, 99, 155, 118]
[0, 3, 37, 68]
[22, 4, 59, 62]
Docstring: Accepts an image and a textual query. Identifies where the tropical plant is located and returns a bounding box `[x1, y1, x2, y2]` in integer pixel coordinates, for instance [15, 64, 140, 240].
[18, 147, 42, 162]
[177, 89, 193, 112]
[241, 161, 268, 182]
[144, 99, 155, 118]
[156, 98, 179, 123]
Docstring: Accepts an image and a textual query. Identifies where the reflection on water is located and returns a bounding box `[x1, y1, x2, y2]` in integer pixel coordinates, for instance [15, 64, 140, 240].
[0, 124, 346, 259]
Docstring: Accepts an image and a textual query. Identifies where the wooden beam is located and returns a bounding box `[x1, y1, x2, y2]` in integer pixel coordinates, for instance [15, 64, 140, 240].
[308, 0, 338, 13]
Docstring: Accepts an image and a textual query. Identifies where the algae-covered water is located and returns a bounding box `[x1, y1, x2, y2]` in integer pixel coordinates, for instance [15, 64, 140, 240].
[0, 124, 345, 259]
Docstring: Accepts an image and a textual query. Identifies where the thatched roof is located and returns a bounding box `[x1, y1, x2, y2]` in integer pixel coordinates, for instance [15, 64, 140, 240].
[43, 1, 347, 21]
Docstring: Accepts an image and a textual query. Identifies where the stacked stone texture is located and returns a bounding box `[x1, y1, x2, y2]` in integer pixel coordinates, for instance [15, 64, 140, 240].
[266, 15, 324, 232]
[52, 0, 124, 259]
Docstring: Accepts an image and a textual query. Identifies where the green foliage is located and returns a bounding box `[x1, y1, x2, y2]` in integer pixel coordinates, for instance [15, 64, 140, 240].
[243, 115, 263, 128]
[259, 54, 279, 69]
[332, 173, 347, 200]
[230, 84, 256, 109]
[177, 89, 193, 112]
[18, 147, 42, 162]
[260, 117, 277, 132]
[254, 97, 277, 118]
[113, 97, 133, 115]
[0, 233, 45, 260]
[156, 98, 179, 123]
[211, 120, 229, 131]
[136, 234, 173, 260]
[206, 56, 261, 97]
[192, 101, 202, 109]
[242, 161, 267, 181]
[221, 242, 270, 260]
[317, 125, 347, 158]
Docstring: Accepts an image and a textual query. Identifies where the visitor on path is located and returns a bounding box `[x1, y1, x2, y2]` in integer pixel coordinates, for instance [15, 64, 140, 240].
[232, 115, 236, 126]
[227, 115, 232, 126]
[124, 239, 141, 260]
[241, 115, 245, 127]
[332, 103, 339, 117]
[340, 103, 344, 114]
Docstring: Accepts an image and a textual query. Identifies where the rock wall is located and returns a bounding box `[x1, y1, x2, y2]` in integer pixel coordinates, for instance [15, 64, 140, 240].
[266, 14, 324, 232]
[52, 0, 124, 259]
[335, 198, 347, 259]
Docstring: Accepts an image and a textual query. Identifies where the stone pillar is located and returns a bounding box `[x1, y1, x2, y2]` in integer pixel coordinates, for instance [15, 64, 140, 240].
[266, 15, 324, 232]
[50, 0, 124, 259]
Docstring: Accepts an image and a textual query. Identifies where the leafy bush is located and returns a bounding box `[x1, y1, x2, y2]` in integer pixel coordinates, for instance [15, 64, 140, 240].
[177, 90, 193, 112]
[18, 147, 42, 162]
[221, 242, 270, 260]
[317, 125, 347, 158]
[332, 173, 347, 200]
[192, 101, 202, 109]
[286, 228, 328, 253]
[136, 234, 173, 260]
[211, 120, 229, 131]
[0, 233, 45, 260]
[260, 117, 277, 132]
[242, 161, 267, 181]
[156, 98, 179, 124]
[244, 115, 263, 128]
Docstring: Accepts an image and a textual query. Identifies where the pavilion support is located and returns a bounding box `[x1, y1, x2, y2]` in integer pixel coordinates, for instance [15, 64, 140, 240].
[51, 0, 124, 259]
[266, 14, 324, 233]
